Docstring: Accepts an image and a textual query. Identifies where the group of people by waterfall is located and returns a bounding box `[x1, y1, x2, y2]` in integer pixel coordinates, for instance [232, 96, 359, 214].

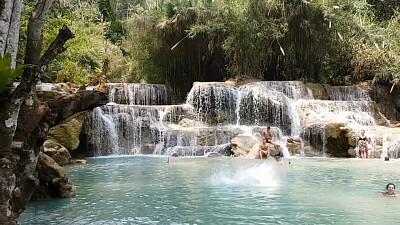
[357, 130, 378, 159]
[259, 126, 280, 160]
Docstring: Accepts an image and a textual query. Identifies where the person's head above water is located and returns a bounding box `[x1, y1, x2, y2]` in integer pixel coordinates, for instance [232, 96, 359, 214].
[267, 126, 271, 131]
[386, 183, 396, 195]
[385, 156, 390, 161]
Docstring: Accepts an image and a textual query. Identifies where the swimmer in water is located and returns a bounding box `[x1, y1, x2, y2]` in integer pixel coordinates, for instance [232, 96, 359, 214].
[274, 155, 285, 165]
[378, 183, 396, 196]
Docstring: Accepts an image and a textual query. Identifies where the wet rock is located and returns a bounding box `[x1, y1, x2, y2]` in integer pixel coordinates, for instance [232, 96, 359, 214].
[58, 83, 71, 93]
[43, 140, 72, 166]
[305, 83, 329, 100]
[303, 144, 323, 157]
[36, 91, 67, 102]
[286, 136, 302, 155]
[231, 135, 258, 157]
[47, 116, 84, 151]
[36, 153, 76, 198]
[206, 152, 222, 158]
[141, 144, 155, 154]
[204, 144, 232, 156]
[347, 147, 357, 157]
[325, 123, 352, 157]
[179, 118, 205, 127]
[73, 159, 87, 164]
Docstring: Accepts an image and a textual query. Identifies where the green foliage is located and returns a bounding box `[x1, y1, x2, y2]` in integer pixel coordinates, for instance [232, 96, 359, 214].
[99, 0, 127, 43]
[0, 53, 24, 94]
[105, 20, 126, 44]
[14, 0, 400, 98]
[367, 0, 400, 21]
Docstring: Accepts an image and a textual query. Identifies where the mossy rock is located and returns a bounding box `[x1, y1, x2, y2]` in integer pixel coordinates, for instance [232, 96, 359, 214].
[47, 112, 90, 151]
[304, 83, 328, 100]
[36, 91, 67, 102]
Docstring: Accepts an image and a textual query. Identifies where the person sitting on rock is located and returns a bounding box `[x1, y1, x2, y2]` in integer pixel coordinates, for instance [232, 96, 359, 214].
[259, 138, 270, 159]
[262, 126, 280, 149]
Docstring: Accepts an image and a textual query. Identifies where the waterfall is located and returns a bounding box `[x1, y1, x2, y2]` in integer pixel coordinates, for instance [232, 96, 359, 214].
[36, 83, 58, 91]
[186, 83, 237, 125]
[299, 100, 378, 126]
[91, 107, 120, 155]
[327, 86, 371, 101]
[88, 82, 390, 157]
[106, 83, 169, 105]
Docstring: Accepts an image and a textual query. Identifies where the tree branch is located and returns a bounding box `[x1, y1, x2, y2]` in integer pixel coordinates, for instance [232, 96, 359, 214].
[12, 25, 75, 101]
[0, 25, 74, 153]
[24, 0, 54, 65]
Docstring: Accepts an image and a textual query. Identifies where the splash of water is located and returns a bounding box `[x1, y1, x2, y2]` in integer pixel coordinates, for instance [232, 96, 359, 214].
[210, 162, 280, 187]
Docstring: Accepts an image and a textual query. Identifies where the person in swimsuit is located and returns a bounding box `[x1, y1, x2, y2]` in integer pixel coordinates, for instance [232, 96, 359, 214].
[378, 183, 396, 196]
[259, 138, 270, 159]
[262, 126, 279, 148]
[366, 137, 374, 159]
[358, 130, 367, 159]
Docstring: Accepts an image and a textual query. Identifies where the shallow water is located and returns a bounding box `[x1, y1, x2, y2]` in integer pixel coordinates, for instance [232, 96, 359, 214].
[19, 157, 400, 224]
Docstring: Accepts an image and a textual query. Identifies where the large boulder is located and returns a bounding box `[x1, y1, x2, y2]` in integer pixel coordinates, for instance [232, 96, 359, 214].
[231, 135, 258, 157]
[325, 123, 352, 157]
[287, 136, 302, 156]
[305, 83, 329, 100]
[301, 122, 353, 157]
[47, 112, 90, 151]
[36, 153, 76, 198]
[43, 140, 72, 166]
[368, 85, 399, 121]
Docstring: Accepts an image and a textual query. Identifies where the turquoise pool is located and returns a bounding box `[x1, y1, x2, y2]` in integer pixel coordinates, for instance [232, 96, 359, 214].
[19, 157, 400, 224]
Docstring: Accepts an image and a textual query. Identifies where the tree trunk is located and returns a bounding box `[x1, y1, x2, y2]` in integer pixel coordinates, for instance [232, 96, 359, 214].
[0, 0, 13, 54]
[24, 0, 54, 65]
[0, 25, 74, 225]
[0, 0, 23, 67]
[5, 0, 22, 67]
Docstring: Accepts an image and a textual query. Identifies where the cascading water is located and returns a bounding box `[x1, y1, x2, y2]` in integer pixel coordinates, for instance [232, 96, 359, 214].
[186, 83, 238, 125]
[327, 86, 371, 101]
[89, 81, 390, 157]
[107, 83, 168, 105]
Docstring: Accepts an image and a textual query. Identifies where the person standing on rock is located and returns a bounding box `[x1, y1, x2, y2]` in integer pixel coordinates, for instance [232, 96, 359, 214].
[357, 130, 368, 159]
[259, 138, 270, 159]
[366, 137, 374, 159]
[262, 126, 280, 149]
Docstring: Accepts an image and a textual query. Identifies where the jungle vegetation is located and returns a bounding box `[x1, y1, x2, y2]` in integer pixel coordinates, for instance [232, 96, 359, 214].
[17, 0, 400, 98]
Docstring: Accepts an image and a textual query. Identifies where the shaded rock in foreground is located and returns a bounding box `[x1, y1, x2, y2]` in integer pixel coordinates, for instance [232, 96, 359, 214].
[35, 153, 76, 199]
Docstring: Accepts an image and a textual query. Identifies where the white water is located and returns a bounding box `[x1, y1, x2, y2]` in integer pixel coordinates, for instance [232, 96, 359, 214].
[90, 82, 388, 157]
[210, 161, 280, 187]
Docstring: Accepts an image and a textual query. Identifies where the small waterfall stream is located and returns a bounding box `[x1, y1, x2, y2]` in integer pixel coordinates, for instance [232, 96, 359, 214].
[89, 82, 393, 157]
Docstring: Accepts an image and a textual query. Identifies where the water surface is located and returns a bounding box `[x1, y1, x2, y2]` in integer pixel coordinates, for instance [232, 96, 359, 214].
[20, 157, 400, 224]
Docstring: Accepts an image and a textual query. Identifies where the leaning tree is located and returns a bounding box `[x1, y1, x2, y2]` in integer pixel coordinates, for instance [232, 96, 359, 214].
[0, 0, 76, 224]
